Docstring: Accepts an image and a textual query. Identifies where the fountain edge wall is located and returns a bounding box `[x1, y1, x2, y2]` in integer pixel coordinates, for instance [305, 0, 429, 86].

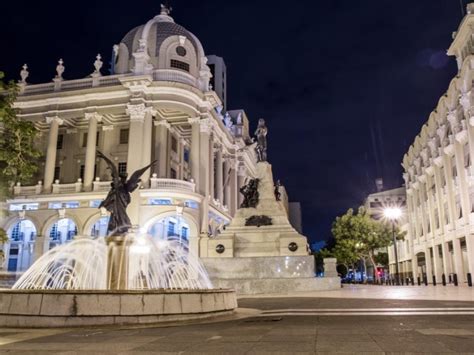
[0, 289, 237, 327]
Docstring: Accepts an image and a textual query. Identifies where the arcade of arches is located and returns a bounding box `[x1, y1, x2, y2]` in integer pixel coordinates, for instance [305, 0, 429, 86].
[1, 214, 193, 273]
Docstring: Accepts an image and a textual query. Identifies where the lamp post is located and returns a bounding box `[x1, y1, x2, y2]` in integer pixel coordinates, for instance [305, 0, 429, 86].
[384, 207, 402, 286]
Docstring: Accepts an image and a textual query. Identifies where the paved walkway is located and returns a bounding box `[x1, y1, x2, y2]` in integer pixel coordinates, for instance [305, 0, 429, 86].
[241, 284, 474, 301]
[1, 293, 474, 353]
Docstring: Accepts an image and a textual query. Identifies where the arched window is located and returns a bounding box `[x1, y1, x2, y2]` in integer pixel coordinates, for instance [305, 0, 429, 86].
[90, 216, 110, 238]
[48, 218, 77, 249]
[6, 220, 37, 272]
[148, 215, 190, 245]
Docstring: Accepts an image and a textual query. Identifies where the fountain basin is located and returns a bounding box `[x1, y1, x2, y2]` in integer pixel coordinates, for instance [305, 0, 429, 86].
[0, 288, 237, 327]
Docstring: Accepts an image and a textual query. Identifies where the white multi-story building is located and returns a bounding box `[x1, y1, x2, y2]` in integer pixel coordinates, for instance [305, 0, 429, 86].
[1, 6, 292, 274]
[390, 3, 474, 284]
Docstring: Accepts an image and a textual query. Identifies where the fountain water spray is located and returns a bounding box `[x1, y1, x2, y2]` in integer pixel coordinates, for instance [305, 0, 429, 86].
[13, 232, 212, 290]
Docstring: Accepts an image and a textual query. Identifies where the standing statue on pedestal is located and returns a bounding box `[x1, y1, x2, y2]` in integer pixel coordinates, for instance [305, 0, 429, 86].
[96, 151, 156, 235]
[274, 179, 281, 201]
[254, 118, 268, 162]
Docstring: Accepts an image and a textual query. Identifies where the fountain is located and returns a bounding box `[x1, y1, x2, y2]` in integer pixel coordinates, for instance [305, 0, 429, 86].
[0, 153, 237, 327]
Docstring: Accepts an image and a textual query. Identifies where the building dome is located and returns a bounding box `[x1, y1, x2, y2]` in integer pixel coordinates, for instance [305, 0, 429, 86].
[113, 5, 211, 90]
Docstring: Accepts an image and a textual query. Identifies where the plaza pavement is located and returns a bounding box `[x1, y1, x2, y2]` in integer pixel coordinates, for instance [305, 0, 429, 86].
[1, 285, 474, 354]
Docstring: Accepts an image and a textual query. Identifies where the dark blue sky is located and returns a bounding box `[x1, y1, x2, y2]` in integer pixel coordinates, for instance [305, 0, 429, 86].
[0, 0, 463, 245]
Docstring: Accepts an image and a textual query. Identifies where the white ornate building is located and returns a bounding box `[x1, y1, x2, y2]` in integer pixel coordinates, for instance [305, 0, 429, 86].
[389, 3, 474, 284]
[1, 6, 294, 274]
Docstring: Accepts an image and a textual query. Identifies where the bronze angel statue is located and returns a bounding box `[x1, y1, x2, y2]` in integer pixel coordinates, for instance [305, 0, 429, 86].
[96, 151, 157, 235]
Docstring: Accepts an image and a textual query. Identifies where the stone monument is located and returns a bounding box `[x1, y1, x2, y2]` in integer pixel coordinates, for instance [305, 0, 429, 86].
[202, 120, 340, 294]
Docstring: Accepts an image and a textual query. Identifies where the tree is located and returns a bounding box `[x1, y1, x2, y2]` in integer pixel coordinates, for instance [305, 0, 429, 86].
[0, 72, 41, 192]
[331, 207, 404, 282]
[0, 71, 41, 263]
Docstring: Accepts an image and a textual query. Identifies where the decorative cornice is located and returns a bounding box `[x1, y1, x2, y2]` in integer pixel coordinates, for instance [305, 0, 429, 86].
[199, 118, 213, 134]
[444, 144, 455, 156]
[84, 112, 103, 122]
[154, 119, 171, 129]
[425, 166, 434, 176]
[455, 130, 468, 144]
[126, 103, 146, 122]
[45, 116, 64, 126]
[433, 156, 443, 167]
[188, 117, 201, 125]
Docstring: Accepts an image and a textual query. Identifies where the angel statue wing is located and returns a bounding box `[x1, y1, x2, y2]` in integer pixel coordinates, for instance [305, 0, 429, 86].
[96, 150, 119, 183]
[125, 160, 158, 193]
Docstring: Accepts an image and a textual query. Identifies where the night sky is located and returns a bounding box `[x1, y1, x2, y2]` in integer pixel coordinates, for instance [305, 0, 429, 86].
[0, 0, 464, 246]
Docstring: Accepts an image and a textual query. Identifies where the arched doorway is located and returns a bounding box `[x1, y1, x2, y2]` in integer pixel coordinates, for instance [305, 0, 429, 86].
[90, 216, 110, 238]
[148, 215, 190, 245]
[6, 219, 37, 272]
[47, 218, 78, 249]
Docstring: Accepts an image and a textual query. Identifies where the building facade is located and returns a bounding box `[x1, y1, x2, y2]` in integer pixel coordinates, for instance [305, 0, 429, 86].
[389, 4, 474, 284]
[0, 6, 295, 274]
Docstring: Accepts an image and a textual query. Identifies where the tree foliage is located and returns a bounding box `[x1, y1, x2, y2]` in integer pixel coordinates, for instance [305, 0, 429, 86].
[0, 71, 41, 262]
[0, 72, 41, 196]
[331, 207, 405, 281]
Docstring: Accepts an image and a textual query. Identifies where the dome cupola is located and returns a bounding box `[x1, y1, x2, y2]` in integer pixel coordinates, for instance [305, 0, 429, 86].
[113, 5, 211, 91]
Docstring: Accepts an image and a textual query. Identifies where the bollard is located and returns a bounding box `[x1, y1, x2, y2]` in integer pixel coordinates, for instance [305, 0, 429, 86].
[401, 277, 404, 286]
[406, 277, 410, 285]
[423, 275, 428, 286]
[449, 274, 452, 283]
[411, 277, 415, 286]
[467, 273, 472, 287]
[453, 273, 458, 286]
[432, 275, 436, 286]
[417, 276, 421, 286]
[442, 274, 446, 286]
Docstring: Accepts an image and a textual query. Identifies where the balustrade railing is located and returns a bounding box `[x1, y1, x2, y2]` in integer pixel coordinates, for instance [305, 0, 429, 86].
[52, 179, 82, 194]
[20, 70, 198, 96]
[13, 182, 43, 196]
[149, 175, 195, 192]
[92, 179, 112, 192]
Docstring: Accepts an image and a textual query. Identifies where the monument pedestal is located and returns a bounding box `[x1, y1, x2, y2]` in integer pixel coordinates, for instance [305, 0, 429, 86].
[204, 162, 340, 294]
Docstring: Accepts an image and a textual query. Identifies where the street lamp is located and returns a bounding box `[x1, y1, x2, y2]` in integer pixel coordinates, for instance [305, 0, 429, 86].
[384, 207, 402, 285]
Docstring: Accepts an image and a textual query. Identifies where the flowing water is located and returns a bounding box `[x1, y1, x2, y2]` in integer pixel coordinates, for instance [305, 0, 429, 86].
[13, 233, 213, 290]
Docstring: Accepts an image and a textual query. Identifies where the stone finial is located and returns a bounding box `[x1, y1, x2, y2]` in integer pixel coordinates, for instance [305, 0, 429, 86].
[19, 64, 29, 83]
[93, 54, 103, 76]
[160, 3, 172, 15]
[55, 58, 65, 79]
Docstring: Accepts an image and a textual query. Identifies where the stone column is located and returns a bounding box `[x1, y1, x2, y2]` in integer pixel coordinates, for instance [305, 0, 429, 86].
[199, 118, 212, 197]
[209, 140, 215, 199]
[452, 238, 465, 282]
[126, 104, 147, 227]
[83, 113, 102, 191]
[188, 117, 201, 188]
[33, 235, 45, 262]
[441, 241, 452, 276]
[229, 160, 238, 215]
[465, 234, 474, 276]
[425, 247, 433, 282]
[454, 137, 470, 224]
[433, 244, 443, 281]
[223, 158, 231, 209]
[141, 109, 154, 185]
[467, 117, 474, 177]
[215, 147, 224, 203]
[179, 138, 186, 179]
[433, 164, 446, 235]
[237, 164, 246, 207]
[442, 148, 457, 228]
[154, 120, 170, 178]
[43, 116, 63, 192]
